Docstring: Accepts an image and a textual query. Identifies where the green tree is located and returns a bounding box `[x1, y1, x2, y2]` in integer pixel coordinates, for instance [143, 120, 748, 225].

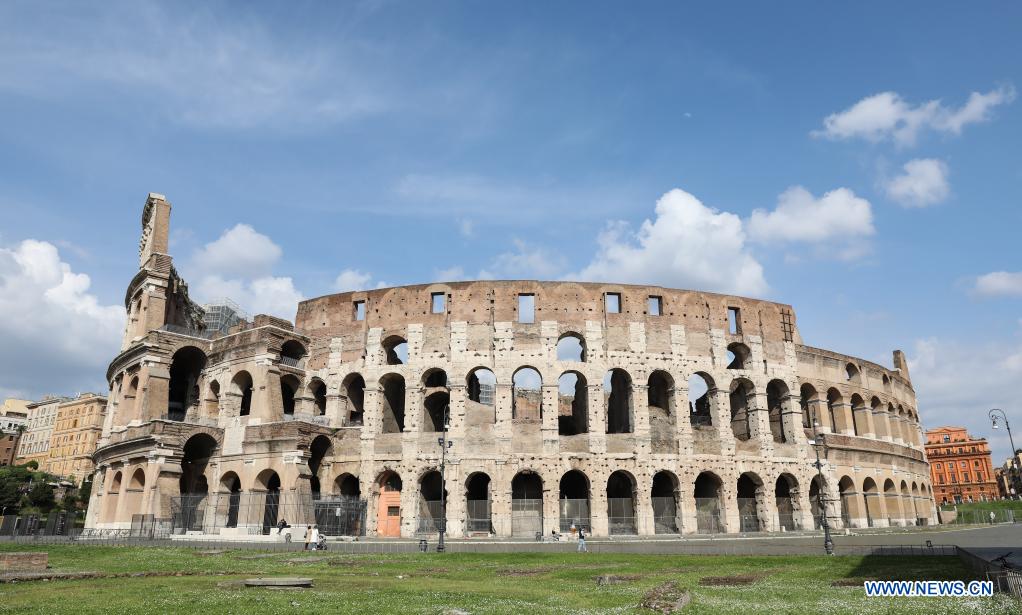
[28, 481, 55, 511]
[0, 466, 32, 512]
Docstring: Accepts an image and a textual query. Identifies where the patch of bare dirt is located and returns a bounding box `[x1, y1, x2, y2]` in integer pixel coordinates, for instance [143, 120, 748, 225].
[640, 581, 691, 614]
[698, 574, 762, 586]
[594, 574, 642, 585]
[496, 566, 553, 577]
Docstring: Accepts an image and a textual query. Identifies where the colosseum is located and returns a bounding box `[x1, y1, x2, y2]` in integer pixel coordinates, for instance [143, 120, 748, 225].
[85, 193, 938, 539]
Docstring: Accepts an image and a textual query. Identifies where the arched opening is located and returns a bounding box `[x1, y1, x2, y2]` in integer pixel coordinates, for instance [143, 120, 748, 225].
[177, 433, 216, 532]
[168, 346, 207, 421]
[129, 468, 145, 490]
[862, 477, 880, 527]
[737, 473, 763, 532]
[310, 380, 327, 416]
[382, 335, 407, 365]
[726, 342, 751, 370]
[417, 470, 445, 534]
[335, 473, 361, 498]
[308, 435, 331, 497]
[729, 379, 754, 441]
[512, 367, 542, 422]
[766, 380, 788, 443]
[380, 374, 406, 433]
[607, 471, 637, 535]
[558, 470, 591, 533]
[423, 369, 450, 433]
[884, 478, 901, 526]
[231, 371, 253, 416]
[256, 470, 281, 535]
[775, 474, 799, 531]
[465, 367, 496, 427]
[103, 471, 122, 524]
[556, 333, 586, 362]
[826, 389, 843, 434]
[511, 471, 544, 537]
[839, 475, 858, 528]
[343, 373, 366, 425]
[280, 374, 300, 416]
[204, 380, 220, 416]
[910, 483, 922, 525]
[220, 472, 242, 529]
[871, 397, 886, 439]
[123, 375, 139, 421]
[688, 372, 714, 428]
[651, 471, 680, 534]
[281, 340, 307, 365]
[648, 371, 676, 453]
[800, 383, 818, 433]
[465, 473, 492, 534]
[882, 373, 892, 392]
[122, 467, 146, 523]
[850, 394, 865, 437]
[694, 472, 723, 533]
[604, 369, 633, 434]
[845, 363, 860, 384]
[900, 480, 912, 526]
[810, 476, 824, 529]
[376, 471, 402, 537]
[557, 371, 588, 436]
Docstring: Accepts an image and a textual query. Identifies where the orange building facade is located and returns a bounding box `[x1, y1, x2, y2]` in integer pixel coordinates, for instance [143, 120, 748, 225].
[925, 426, 998, 504]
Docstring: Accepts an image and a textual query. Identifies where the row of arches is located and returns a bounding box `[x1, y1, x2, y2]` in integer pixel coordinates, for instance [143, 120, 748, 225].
[838, 475, 934, 528]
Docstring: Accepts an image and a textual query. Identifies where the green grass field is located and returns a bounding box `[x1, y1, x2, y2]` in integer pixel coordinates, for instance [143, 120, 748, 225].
[0, 544, 1014, 614]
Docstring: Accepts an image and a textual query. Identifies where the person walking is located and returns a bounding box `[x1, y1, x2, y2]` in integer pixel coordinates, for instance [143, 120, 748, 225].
[577, 526, 587, 553]
[303, 525, 313, 550]
[310, 525, 321, 551]
[990, 511, 996, 525]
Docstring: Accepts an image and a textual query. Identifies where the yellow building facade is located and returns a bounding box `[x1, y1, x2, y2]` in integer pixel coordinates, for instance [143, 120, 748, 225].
[46, 393, 107, 483]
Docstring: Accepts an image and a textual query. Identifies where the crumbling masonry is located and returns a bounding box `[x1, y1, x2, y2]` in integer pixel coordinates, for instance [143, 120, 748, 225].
[85, 194, 937, 538]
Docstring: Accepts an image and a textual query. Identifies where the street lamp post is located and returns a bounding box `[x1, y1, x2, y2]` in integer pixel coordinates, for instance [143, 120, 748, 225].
[990, 409, 1019, 499]
[811, 421, 835, 555]
[436, 405, 453, 553]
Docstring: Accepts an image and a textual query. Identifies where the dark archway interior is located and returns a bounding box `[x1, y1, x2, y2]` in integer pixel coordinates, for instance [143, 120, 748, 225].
[775, 477, 793, 498]
[345, 375, 365, 424]
[280, 375, 300, 415]
[558, 372, 588, 435]
[424, 370, 447, 388]
[381, 375, 405, 432]
[308, 435, 331, 495]
[512, 473, 542, 500]
[648, 372, 671, 409]
[694, 473, 720, 499]
[607, 472, 633, 499]
[606, 369, 632, 433]
[383, 337, 407, 365]
[281, 340, 306, 361]
[466, 474, 491, 501]
[467, 368, 495, 404]
[559, 471, 589, 499]
[337, 474, 361, 498]
[420, 471, 445, 502]
[737, 474, 759, 498]
[179, 434, 216, 494]
[168, 347, 207, 421]
[651, 472, 676, 498]
[312, 381, 327, 415]
[424, 391, 449, 432]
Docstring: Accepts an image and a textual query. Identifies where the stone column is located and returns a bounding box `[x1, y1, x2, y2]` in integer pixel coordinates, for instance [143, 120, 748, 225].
[809, 398, 830, 433]
[710, 389, 735, 456]
[721, 480, 740, 534]
[635, 477, 655, 536]
[854, 405, 875, 438]
[873, 408, 891, 442]
[780, 391, 803, 447]
[758, 487, 778, 533]
[446, 463, 464, 538]
[587, 384, 606, 455]
[139, 362, 169, 422]
[674, 383, 694, 457]
[679, 476, 699, 535]
[632, 384, 651, 458]
[748, 390, 773, 457]
[542, 480, 559, 537]
[447, 384, 467, 440]
[541, 384, 559, 455]
[590, 481, 608, 537]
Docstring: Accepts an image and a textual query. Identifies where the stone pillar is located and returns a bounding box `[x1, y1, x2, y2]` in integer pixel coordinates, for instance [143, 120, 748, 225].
[139, 362, 170, 422]
[674, 383, 694, 457]
[492, 479, 512, 537]
[796, 484, 815, 531]
[590, 482, 608, 537]
[710, 389, 735, 456]
[325, 392, 343, 427]
[255, 366, 283, 423]
[635, 477, 654, 536]
[834, 402, 855, 435]
[493, 381, 513, 452]
[541, 384, 559, 455]
[747, 390, 773, 457]
[542, 480, 559, 537]
[873, 409, 891, 442]
[809, 398, 830, 433]
[679, 477, 699, 535]
[758, 487, 778, 533]
[780, 391, 802, 447]
[447, 384, 467, 440]
[721, 480, 740, 534]
[854, 405, 875, 438]
[587, 384, 606, 455]
[632, 384, 651, 456]
[446, 463, 464, 538]
[363, 386, 382, 435]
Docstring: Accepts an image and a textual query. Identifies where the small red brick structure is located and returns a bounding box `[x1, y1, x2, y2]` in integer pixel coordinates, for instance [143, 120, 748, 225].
[0, 552, 48, 572]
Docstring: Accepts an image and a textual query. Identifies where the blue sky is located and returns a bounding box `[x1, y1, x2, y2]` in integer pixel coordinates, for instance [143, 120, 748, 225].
[1, 2, 1020, 460]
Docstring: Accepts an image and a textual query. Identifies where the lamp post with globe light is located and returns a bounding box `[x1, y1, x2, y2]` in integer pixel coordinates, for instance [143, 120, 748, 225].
[990, 409, 1019, 499]
[810, 420, 834, 555]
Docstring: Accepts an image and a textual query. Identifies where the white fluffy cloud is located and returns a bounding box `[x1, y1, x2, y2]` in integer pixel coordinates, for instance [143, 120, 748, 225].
[192, 224, 282, 277]
[0, 240, 124, 399]
[747, 186, 875, 247]
[813, 85, 1016, 146]
[883, 158, 950, 207]
[973, 271, 1022, 297]
[333, 269, 373, 291]
[571, 188, 768, 296]
[910, 336, 1022, 461]
[189, 225, 302, 319]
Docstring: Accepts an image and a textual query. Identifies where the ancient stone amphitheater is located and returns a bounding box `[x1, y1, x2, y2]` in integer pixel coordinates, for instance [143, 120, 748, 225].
[85, 194, 937, 539]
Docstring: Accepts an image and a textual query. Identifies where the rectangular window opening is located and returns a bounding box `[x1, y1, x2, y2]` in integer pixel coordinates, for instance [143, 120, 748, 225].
[728, 307, 741, 334]
[606, 292, 621, 314]
[353, 300, 366, 321]
[431, 292, 446, 314]
[648, 295, 662, 316]
[518, 294, 535, 324]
